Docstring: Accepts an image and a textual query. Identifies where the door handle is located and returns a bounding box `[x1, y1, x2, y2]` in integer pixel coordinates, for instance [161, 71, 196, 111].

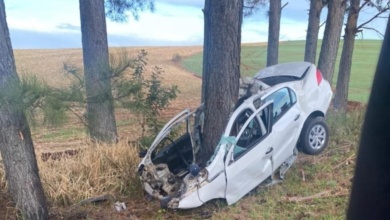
[266, 147, 273, 155]
[294, 114, 300, 121]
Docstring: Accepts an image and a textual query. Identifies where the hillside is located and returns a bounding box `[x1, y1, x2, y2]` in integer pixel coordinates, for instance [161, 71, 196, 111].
[183, 40, 382, 102]
[13, 46, 203, 151]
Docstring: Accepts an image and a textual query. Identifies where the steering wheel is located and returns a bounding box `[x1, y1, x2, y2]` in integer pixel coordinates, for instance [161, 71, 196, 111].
[163, 137, 190, 167]
[243, 127, 254, 146]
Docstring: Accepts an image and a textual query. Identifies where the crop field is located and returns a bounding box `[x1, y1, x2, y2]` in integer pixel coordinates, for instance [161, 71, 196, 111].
[182, 40, 382, 103]
[0, 42, 375, 219]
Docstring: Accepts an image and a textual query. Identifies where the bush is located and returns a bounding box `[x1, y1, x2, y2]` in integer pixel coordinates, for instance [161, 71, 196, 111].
[111, 50, 179, 139]
[15, 50, 178, 144]
[171, 54, 182, 64]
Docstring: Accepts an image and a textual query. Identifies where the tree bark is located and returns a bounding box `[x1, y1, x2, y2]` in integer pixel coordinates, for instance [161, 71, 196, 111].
[201, 0, 243, 165]
[267, 0, 281, 67]
[304, 0, 324, 64]
[0, 1, 48, 219]
[79, 0, 118, 142]
[318, 0, 346, 82]
[334, 0, 360, 111]
[347, 14, 390, 220]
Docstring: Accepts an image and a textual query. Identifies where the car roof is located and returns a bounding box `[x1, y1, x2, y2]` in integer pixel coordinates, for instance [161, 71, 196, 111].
[254, 62, 312, 79]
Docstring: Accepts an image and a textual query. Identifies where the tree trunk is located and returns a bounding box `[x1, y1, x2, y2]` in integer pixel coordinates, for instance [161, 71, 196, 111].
[318, 0, 346, 82]
[304, 0, 324, 64]
[347, 14, 390, 220]
[0, 1, 48, 219]
[201, 0, 243, 165]
[334, 0, 360, 111]
[267, 0, 281, 67]
[79, 0, 118, 142]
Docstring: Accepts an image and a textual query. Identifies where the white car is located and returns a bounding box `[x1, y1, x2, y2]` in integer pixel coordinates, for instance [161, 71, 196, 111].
[137, 62, 333, 209]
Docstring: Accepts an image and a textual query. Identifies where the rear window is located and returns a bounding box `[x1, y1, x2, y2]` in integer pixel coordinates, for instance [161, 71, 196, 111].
[259, 66, 310, 86]
[260, 76, 300, 86]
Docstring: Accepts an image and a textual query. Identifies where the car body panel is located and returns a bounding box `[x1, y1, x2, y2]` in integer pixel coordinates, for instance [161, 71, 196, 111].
[137, 62, 333, 210]
[262, 87, 301, 167]
[272, 103, 301, 168]
[224, 101, 274, 204]
[194, 171, 226, 206]
[255, 61, 311, 79]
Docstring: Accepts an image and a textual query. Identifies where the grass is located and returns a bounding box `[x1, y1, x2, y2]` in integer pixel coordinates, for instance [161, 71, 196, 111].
[0, 45, 367, 219]
[2, 141, 142, 206]
[211, 109, 362, 220]
[182, 40, 382, 103]
[0, 109, 363, 219]
[0, 109, 361, 219]
[38, 127, 86, 141]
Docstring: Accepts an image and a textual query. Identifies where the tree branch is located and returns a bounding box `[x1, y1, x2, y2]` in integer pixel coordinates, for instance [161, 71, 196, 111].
[378, 16, 388, 19]
[285, 190, 350, 202]
[68, 108, 88, 127]
[320, 20, 326, 28]
[281, 2, 289, 11]
[357, 6, 390, 30]
[360, 26, 385, 38]
[359, 1, 370, 12]
[63, 62, 83, 86]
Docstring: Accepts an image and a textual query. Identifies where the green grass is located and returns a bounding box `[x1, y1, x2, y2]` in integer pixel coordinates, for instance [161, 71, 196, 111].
[32, 117, 137, 142]
[182, 40, 382, 103]
[39, 127, 86, 141]
[188, 110, 361, 220]
[5, 45, 366, 219]
[137, 110, 361, 220]
[18, 109, 361, 219]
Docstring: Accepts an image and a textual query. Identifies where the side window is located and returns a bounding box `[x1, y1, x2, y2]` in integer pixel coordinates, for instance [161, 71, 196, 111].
[229, 109, 253, 137]
[290, 89, 297, 105]
[265, 88, 292, 123]
[232, 107, 270, 160]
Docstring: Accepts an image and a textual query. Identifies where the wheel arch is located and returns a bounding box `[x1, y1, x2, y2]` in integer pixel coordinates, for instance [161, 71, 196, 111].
[306, 110, 325, 120]
[298, 110, 329, 155]
[299, 110, 326, 141]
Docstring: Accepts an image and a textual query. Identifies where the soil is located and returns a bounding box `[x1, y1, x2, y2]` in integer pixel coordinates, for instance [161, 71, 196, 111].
[347, 100, 366, 111]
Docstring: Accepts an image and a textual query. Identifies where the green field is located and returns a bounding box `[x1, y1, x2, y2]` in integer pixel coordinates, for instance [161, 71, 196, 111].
[182, 40, 382, 103]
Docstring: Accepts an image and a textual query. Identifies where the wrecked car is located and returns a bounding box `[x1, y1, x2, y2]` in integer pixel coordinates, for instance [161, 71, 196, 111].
[137, 62, 333, 209]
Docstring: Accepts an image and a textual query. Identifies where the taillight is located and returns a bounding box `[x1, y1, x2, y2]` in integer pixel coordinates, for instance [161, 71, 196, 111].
[316, 69, 323, 85]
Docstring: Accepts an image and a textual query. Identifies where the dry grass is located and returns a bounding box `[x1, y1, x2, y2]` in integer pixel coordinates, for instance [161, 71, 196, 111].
[0, 141, 142, 206]
[1, 45, 204, 219]
[0, 45, 364, 219]
[38, 141, 142, 206]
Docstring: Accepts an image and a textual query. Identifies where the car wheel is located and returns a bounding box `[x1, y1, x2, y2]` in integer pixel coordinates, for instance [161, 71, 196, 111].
[298, 117, 329, 155]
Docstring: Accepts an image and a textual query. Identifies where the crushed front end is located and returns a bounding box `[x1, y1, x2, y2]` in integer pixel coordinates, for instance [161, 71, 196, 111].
[137, 107, 209, 208]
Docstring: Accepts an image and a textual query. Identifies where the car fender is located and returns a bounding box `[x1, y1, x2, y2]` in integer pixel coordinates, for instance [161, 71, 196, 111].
[315, 80, 333, 114]
[178, 172, 226, 209]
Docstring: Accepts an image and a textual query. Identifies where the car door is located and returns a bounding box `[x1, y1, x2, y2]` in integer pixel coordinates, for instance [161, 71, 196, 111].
[224, 102, 274, 205]
[264, 87, 302, 168]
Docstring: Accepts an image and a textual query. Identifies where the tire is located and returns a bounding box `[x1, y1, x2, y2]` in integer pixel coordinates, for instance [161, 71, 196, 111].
[298, 117, 329, 155]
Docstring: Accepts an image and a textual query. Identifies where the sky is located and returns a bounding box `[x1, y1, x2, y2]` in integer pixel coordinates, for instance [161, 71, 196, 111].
[4, 0, 388, 49]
